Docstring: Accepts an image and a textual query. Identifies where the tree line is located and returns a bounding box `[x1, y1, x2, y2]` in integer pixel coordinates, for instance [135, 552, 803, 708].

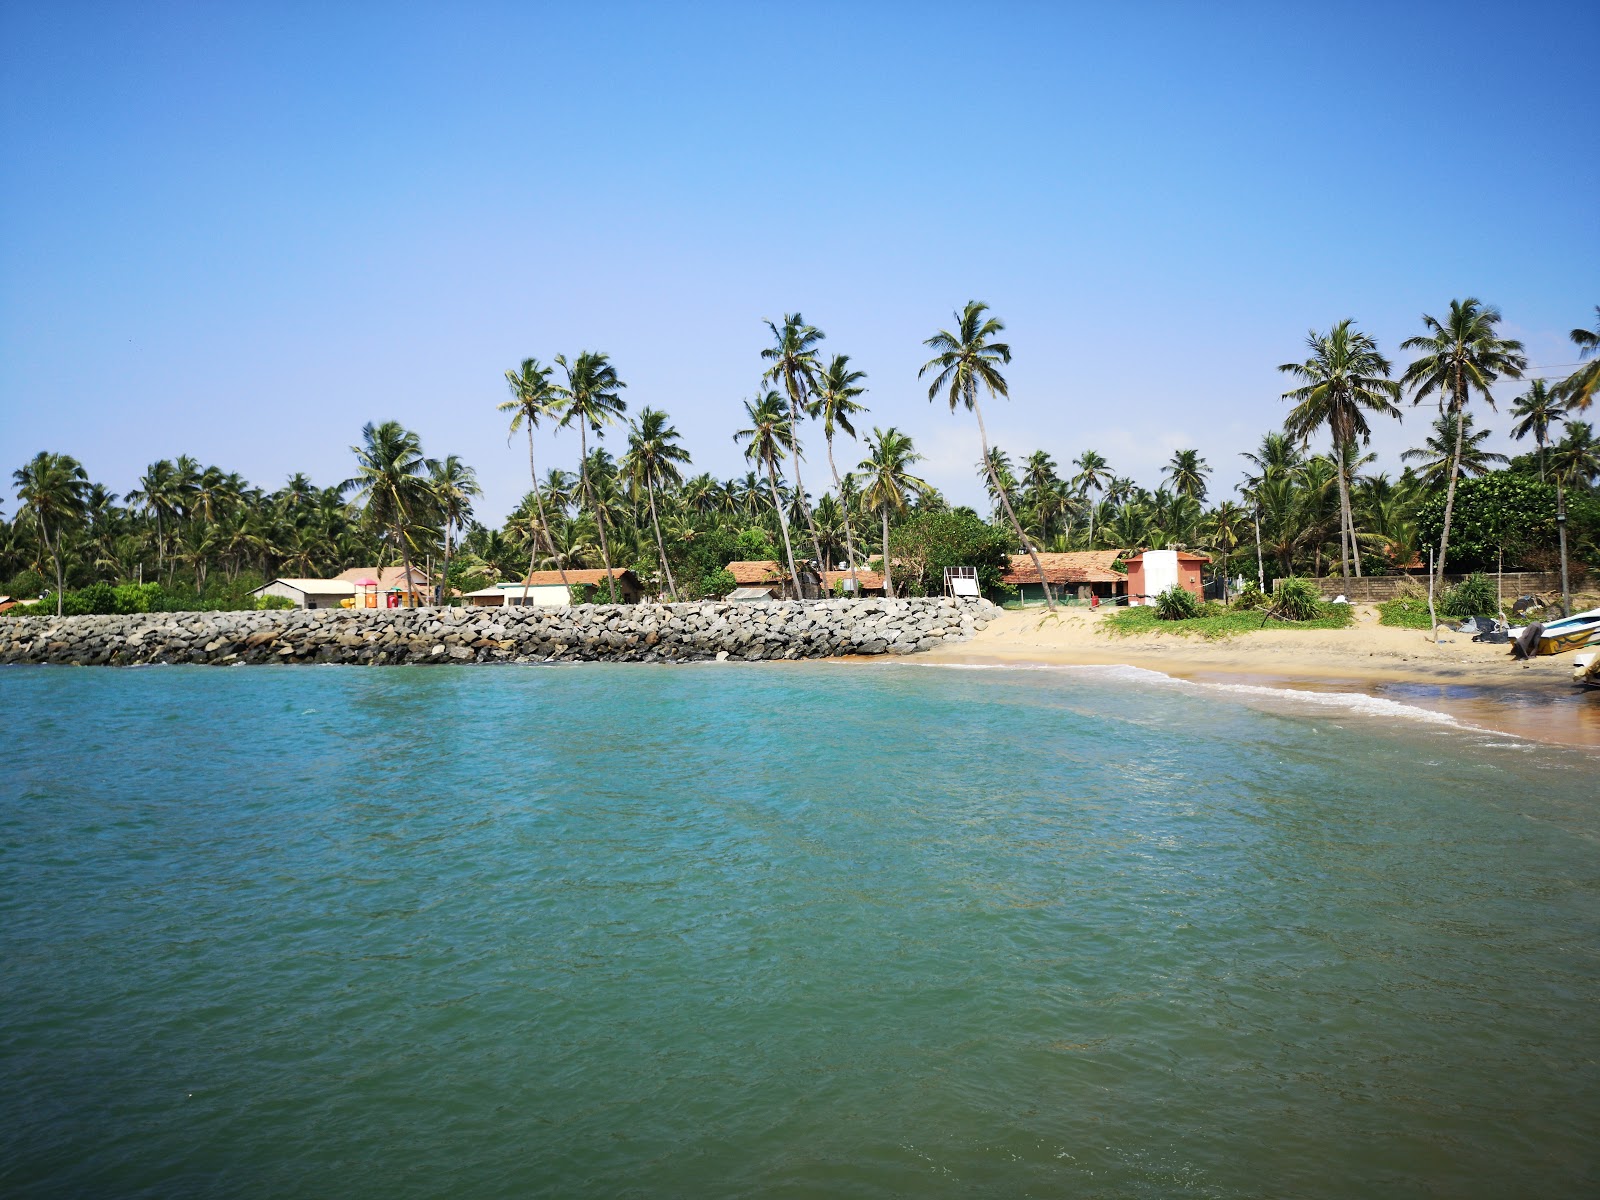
[6, 300, 1598, 616]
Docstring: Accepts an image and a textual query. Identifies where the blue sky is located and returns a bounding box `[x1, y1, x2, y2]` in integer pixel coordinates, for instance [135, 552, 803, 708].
[2, 1, 1595, 521]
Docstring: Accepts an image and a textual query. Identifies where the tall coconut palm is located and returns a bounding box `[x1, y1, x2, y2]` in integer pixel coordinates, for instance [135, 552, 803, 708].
[734, 391, 801, 596]
[501, 357, 570, 598]
[1072, 450, 1110, 548]
[343, 421, 437, 607]
[622, 407, 691, 601]
[430, 455, 480, 604]
[1556, 306, 1599, 411]
[813, 353, 869, 590]
[1509, 379, 1567, 480]
[1400, 298, 1526, 585]
[555, 351, 628, 603]
[13, 451, 89, 614]
[761, 314, 828, 580]
[1278, 319, 1402, 579]
[857, 427, 928, 599]
[1164, 449, 1213, 504]
[127, 459, 182, 577]
[920, 301, 1054, 608]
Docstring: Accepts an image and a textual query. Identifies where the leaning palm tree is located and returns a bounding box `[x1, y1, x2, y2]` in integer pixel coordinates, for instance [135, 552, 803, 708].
[342, 421, 437, 607]
[920, 301, 1054, 608]
[761, 314, 828, 579]
[733, 391, 802, 596]
[857, 427, 928, 598]
[1556, 306, 1598, 411]
[1400, 298, 1526, 586]
[1509, 379, 1567, 480]
[622, 407, 692, 601]
[813, 353, 869, 591]
[1278, 319, 1402, 579]
[555, 351, 628, 603]
[430, 455, 480, 605]
[13, 451, 89, 614]
[501, 357, 570, 598]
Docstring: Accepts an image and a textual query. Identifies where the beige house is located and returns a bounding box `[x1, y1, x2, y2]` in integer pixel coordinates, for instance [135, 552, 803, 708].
[502, 569, 643, 607]
[335, 565, 430, 606]
[250, 578, 357, 610]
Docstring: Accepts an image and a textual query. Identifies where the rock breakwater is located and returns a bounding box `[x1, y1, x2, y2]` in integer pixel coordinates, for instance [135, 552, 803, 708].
[0, 597, 999, 667]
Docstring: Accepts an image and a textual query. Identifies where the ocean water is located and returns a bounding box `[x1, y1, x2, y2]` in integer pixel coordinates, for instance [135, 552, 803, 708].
[2, 662, 1597, 1199]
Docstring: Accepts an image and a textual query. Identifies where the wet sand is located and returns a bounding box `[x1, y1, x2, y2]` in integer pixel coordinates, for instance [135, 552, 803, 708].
[919, 605, 1600, 750]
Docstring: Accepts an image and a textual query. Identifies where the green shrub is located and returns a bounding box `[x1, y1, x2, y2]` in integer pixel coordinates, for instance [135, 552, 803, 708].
[5, 569, 45, 599]
[1273, 577, 1324, 622]
[1153, 585, 1202, 621]
[1439, 572, 1497, 618]
[113, 582, 162, 613]
[256, 594, 296, 611]
[61, 582, 120, 615]
[1230, 581, 1269, 610]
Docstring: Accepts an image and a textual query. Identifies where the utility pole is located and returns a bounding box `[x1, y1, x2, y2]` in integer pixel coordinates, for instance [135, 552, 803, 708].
[1557, 478, 1571, 618]
[1253, 501, 1265, 592]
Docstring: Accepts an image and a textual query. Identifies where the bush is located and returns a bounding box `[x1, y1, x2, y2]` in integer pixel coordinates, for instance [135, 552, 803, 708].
[113, 582, 162, 613]
[4, 569, 46, 599]
[887, 510, 1014, 597]
[1153, 585, 1202, 620]
[1439, 572, 1497, 618]
[1273, 577, 1324, 622]
[257, 594, 296, 611]
[1230, 581, 1269, 610]
[61, 582, 120, 615]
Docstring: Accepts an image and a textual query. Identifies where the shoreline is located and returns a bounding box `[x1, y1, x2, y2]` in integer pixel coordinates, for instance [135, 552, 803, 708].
[913, 607, 1600, 751]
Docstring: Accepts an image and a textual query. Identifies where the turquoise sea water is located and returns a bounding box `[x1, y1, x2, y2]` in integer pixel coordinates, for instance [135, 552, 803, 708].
[2, 662, 1597, 1198]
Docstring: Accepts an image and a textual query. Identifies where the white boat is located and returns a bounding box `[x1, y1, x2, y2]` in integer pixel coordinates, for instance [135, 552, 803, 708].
[1511, 606, 1600, 659]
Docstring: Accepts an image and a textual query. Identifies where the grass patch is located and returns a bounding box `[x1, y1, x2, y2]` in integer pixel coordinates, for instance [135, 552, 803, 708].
[1102, 601, 1355, 640]
[1378, 596, 1435, 630]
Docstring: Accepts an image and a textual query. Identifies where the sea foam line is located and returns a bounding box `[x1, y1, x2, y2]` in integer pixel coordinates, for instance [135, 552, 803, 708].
[904, 658, 1473, 730]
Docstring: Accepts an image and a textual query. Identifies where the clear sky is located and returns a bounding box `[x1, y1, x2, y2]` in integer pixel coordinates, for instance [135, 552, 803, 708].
[2, 1, 1595, 521]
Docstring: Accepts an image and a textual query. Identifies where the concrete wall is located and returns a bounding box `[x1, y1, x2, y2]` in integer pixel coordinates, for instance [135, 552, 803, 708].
[1297, 571, 1584, 603]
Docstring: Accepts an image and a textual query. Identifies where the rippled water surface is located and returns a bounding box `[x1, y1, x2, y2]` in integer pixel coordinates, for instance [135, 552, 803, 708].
[3, 663, 1597, 1198]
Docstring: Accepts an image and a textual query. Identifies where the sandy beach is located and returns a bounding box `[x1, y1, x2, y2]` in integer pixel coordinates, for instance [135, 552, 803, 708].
[920, 605, 1600, 749]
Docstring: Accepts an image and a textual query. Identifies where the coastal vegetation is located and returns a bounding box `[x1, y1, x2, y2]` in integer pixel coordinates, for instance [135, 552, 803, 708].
[4, 300, 1598, 617]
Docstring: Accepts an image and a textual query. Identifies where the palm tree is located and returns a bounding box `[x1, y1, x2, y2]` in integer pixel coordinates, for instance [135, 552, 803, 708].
[1400, 298, 1526, 585]
[501, 357, 570, 598]
[921, 301, 1054, 608]
[761, 314, 828, 577]
[622, 407, 692, 601]
[1164, 449, 1212, 504]
[1072, 450, 1110, 548]
[813, 353, 869, 591]
[734, 391, 802, 596]
[343, 421, 437, 607]
[555, 351, 628, 603]
[430, 455, 480, 604]
[1400, 411, 1508, 489]
[1556, 306, 1598, 411]
[13, 451, 89, 613]
[127, 459, 182, 577]
[1509, 379, 1567, 480]
[1549, 420, 1599, 490]
[857, 427, 928, 598]
[1278, 319, 1402, 579]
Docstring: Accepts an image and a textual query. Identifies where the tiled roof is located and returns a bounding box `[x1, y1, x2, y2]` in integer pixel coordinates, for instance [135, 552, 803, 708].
[519, 569, 638, 587]
[821, 568, 885, 590]
[1001, 551, 1128, 585]
[725, 560, 787, 585]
